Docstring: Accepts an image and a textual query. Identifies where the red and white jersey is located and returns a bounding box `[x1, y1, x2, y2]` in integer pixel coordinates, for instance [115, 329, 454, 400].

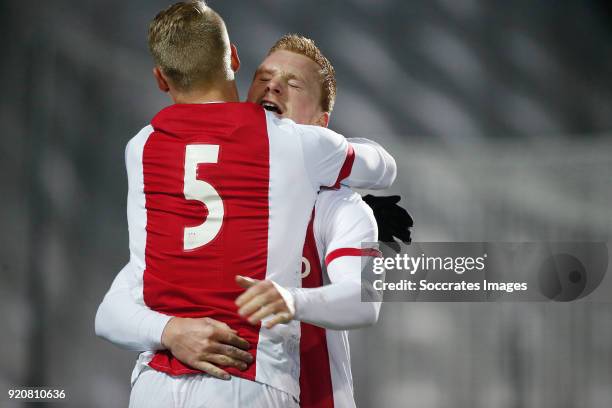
[299, 187, 379, 408]
[95, 187, 380, 406]
[123, 102, 394, 399]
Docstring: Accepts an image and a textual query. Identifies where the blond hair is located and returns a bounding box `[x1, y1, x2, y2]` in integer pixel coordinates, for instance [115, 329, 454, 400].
[268, 34, 336, 113]
[148, 1, 230, 91]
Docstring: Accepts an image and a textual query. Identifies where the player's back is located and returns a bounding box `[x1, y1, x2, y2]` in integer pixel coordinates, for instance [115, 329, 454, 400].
[138, 103, 271, 317]
[125, 102, 352, 398]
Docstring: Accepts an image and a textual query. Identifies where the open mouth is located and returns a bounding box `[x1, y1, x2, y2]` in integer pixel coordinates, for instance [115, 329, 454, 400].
[261, 100, 283, 115]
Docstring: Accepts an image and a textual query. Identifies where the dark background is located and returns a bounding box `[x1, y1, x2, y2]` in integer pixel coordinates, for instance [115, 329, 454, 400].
[2, 0, 612, 407]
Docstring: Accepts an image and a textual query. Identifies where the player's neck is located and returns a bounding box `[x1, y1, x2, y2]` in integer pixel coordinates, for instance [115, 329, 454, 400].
[171, 80, 240, 104]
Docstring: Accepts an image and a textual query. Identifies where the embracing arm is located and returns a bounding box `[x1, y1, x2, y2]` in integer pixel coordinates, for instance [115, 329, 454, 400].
[343, 137, 396, 189]
[236, 189, 382, 330]
[294, 120, 396, 191]
[235, 249, 381, 331]
[94, 262, 253, 379]
[96, 128, 172, 351]
[290, 256, 380, 330]
[95, 263, 172, 351]
[289, 191, 382, 329]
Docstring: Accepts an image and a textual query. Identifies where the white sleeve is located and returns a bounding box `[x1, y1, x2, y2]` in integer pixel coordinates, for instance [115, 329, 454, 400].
[95, 125, 169, 351]
[289, 258, 380, 330]
[288, 191, 382, 329]
[297, 124, 396, 190]
[343, 137, 397, 189]
[95, 263, 172, 351]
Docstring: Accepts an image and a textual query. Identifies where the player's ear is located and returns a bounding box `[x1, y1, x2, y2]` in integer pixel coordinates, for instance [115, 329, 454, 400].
[230, 43, 241, 73]
[153, 67, 170, 93]
[315, 112, 330, 128]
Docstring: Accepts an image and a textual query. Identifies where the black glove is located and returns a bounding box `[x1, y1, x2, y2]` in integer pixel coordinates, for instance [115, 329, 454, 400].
[363, 195, 413, 244]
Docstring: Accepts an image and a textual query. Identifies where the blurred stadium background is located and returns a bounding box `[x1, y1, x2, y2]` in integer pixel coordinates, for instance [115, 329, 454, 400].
[1, 0, 612, 407]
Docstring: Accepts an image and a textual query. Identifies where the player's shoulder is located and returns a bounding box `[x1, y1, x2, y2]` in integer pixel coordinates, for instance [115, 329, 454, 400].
[132, 124, 154, 140]
[314, 187, 377, 244]
[126, 124, 154, 153]
[125, 124, 154, 161]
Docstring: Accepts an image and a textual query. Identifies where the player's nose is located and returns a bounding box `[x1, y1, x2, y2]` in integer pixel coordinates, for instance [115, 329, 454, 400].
[265, 78, 284, 95]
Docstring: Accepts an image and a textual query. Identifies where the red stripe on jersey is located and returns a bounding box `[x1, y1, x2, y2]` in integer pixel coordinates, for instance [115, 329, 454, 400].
[330, 144, 355, 189]
[300, 210, 334, 408]
[142, 103, 269, 381]
[325, 247, 382, 266]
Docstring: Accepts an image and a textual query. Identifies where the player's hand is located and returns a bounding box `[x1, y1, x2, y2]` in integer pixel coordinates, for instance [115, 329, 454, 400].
[363, 194, 413, 249]
[160, 316, 253, 380]
[235, 276, 294, 329]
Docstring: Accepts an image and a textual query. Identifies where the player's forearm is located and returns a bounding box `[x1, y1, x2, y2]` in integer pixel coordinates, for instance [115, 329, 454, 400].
[289, 280, 380, 330]
[95, 264, 172, 351]
[345, 138, 397, 189]
[95, 293, 171, 351]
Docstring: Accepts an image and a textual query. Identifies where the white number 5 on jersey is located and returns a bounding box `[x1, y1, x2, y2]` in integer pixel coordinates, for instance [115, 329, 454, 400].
[183, 144, 224, 250]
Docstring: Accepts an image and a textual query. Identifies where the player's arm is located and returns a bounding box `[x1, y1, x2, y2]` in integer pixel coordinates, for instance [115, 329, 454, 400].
[95, 263, 254, 379]
[292, 264, 380, 329]
[95, 262, 171, 351]
[236, 261, 379, 330]
[343, 137, 397, 189]
[98, 131, 172, 351]
[289, 191, 382, 329]
[236, 191, 382, 330]
[297, 123, 397, 190]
